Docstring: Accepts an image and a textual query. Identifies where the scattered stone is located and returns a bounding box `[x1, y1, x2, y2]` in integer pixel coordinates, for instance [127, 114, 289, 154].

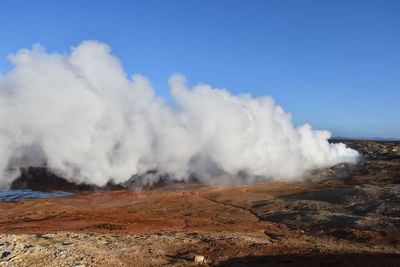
[194, 255, 205, 264]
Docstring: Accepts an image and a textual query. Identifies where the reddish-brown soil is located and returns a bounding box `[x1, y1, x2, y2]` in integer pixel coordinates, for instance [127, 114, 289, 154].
[1, 181, 399, 266]
[0, 187, 265, 235]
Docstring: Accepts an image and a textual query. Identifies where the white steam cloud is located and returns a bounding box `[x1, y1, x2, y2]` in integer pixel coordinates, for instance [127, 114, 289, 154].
[0, 41, 359, 188]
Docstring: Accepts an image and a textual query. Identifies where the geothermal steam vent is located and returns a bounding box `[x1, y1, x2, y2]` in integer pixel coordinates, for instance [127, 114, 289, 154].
[0, 41, 359, 188]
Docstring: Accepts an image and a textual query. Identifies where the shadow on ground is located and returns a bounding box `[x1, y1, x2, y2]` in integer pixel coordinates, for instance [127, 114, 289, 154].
[218, 253, 400, 267]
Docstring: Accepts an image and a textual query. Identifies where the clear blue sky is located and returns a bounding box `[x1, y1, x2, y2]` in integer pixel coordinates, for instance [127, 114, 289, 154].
[1, 0, 399, 138]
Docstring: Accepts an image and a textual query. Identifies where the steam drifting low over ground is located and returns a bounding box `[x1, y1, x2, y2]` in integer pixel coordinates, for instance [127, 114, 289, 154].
[0, 41, 359, 188]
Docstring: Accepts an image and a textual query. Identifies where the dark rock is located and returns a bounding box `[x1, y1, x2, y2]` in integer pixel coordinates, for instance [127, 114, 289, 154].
[11, 167, 96, 192]
[1, 251, 11, 259]
[252, 184, 400, 231]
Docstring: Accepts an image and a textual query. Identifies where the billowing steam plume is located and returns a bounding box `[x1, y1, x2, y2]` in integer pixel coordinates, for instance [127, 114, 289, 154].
[0, 41, 359, 188]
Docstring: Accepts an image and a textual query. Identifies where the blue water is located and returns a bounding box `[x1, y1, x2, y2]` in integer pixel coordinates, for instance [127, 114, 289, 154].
[0, 189, 74, 202]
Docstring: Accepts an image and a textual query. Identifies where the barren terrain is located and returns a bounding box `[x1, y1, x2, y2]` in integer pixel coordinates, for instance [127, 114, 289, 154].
[1, 140, 400, 266]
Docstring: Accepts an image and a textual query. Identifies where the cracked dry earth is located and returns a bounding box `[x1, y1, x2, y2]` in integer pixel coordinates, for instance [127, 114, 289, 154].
[1, 141, 400, 266]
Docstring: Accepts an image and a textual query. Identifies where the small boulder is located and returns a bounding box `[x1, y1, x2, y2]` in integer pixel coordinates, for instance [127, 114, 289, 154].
[194, 255, 205, 264]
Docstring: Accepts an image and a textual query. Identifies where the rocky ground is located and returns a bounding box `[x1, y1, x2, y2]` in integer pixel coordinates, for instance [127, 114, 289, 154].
[1, 140, 400, 266]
